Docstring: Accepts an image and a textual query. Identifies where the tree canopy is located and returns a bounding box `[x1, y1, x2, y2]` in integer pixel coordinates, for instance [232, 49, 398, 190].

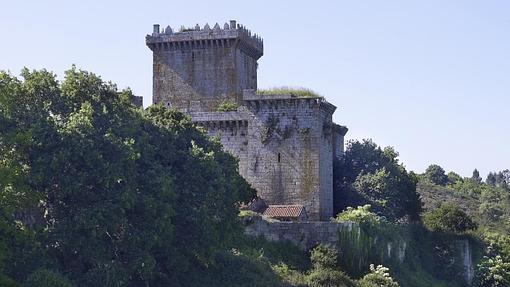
[424, 164, 449, 186]
[423, 203, 477, 233]
[334, 139, 421, 222]
[0, 67, 255, 285]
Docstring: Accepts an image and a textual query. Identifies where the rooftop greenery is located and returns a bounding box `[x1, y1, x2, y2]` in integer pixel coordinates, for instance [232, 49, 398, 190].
[256, 87, 322, 98]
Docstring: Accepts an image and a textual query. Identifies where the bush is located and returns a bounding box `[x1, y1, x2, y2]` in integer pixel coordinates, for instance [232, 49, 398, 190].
[310, 245, 338, 270]
[423, 203, 477, 233]
[473, 255, 510, 287]
[257, 87, 321, 98]
[216, 100, 238, 112]
[24, 269, 73, 287]
[447, 172, 463, 185]
[307, 245, 355, 287]
[357, 264, 399, 287]
[307, 268, 354, 287]
[333, 205, 382, 226]
[272, 263, 307, 286]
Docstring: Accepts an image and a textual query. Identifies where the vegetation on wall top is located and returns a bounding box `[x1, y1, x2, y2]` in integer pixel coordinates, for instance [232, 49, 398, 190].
[257, 87, 322, 98]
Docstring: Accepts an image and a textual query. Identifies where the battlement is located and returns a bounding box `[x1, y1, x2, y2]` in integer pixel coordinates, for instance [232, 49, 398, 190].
[146, 20, 263, 59]
[190, 110, 248, 125]
[242, 89, 337, 115]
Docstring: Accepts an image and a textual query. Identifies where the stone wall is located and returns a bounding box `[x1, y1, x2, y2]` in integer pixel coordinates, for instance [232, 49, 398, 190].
[332, 123, 348, 159]
[244, 216, 407, 263]
[245, 217, 475, 285]
[147, 21, 262, 112]
[192, 111, 250, 176]
[192, 93, 338, 221]
[241, 93, 337, 220]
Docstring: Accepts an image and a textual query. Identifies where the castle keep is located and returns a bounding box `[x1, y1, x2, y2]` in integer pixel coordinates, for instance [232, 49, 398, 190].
[146, 21, 347, 220]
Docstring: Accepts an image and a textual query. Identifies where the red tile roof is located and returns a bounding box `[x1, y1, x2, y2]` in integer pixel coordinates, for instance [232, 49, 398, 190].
[263, 205, 305, 219]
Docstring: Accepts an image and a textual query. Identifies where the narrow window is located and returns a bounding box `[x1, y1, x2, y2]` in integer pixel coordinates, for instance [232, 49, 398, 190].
[277, 153, 281, 163]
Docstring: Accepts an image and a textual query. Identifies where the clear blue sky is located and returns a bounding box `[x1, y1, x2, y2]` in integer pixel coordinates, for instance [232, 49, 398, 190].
[1, 0, 509, 177]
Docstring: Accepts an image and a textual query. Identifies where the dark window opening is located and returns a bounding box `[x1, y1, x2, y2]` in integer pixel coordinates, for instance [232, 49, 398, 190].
[277, 153, 281, 163]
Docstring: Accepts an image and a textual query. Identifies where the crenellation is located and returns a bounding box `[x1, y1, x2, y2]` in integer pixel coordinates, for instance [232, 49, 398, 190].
[147, 22, 263, 55]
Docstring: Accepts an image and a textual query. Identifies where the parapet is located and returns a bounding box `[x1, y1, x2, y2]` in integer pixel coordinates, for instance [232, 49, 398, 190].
[190, 111, 249, 133]
[242, 89, 337, 115]
[146, 20, 263, 59]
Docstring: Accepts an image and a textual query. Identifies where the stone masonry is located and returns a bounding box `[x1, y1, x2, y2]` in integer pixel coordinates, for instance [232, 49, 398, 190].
[146, 20, 262, 112]
[146, 21, 348, 220]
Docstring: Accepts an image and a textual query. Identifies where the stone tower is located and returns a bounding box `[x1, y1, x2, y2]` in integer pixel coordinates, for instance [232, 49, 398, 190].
[146, 20, 263, 112]
[146, 21, 348, 221]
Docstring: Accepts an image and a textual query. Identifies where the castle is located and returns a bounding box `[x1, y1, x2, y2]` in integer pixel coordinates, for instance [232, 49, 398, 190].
[146, 20, 347, 221]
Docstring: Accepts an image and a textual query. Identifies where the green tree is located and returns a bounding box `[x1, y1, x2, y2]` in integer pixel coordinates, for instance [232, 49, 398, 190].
[447, 171, 463, 185]
[0, 67, 256, 286]
[423, 203, 477, 233]
[424, 164, 448, 186]
[488, 170, 510, 191]
[334, 140, 421, 222]
[487, 172, 498, 186]
[472, 169, 483, 183]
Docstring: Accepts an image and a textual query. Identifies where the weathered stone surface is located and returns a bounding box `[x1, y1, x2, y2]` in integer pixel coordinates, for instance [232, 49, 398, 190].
[146, 21, 263, 112]
[146, 21, 347, 220]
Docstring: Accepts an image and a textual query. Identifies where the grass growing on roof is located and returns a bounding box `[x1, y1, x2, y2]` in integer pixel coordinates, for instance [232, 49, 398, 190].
[257, 87, 322, 98]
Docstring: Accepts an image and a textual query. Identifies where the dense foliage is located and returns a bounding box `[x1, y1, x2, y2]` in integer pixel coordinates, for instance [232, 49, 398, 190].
[2, 67, 510, 286]
[417, 165, 510, 287]
[333, 205, 382, 226]
[333, 139, 421, 222]
[357, 265, 400, 287]
[473, 255, 510, 287]
[423, 203, 477, 233]
[24, 269, 74, 287]
[0, 67, 255, 286]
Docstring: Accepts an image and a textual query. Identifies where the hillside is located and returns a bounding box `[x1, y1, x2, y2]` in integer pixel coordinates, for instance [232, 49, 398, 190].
[417, 177, 510, 235]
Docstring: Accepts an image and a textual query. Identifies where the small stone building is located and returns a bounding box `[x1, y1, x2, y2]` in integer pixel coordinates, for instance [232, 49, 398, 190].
[146, 20, 348, 221]
[263, 205, 308, 222]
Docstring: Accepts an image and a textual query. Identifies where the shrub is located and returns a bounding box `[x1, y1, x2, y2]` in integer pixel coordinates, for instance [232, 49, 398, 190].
[473, 255, 510, 287]
[216, 100, 237, 112]
[257, 87, 321, 98]
[357, 264, 400, 287]
[333, 205, 382, 226]
[307, 268, 354, 287]
[447, 172, 463, 185]
[423, 203, 477, 233]
[24, 269, 73, 287]
[310, 245, 338, 270]
[272, 263, 307, 286]
[307, 245, 355, 287]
